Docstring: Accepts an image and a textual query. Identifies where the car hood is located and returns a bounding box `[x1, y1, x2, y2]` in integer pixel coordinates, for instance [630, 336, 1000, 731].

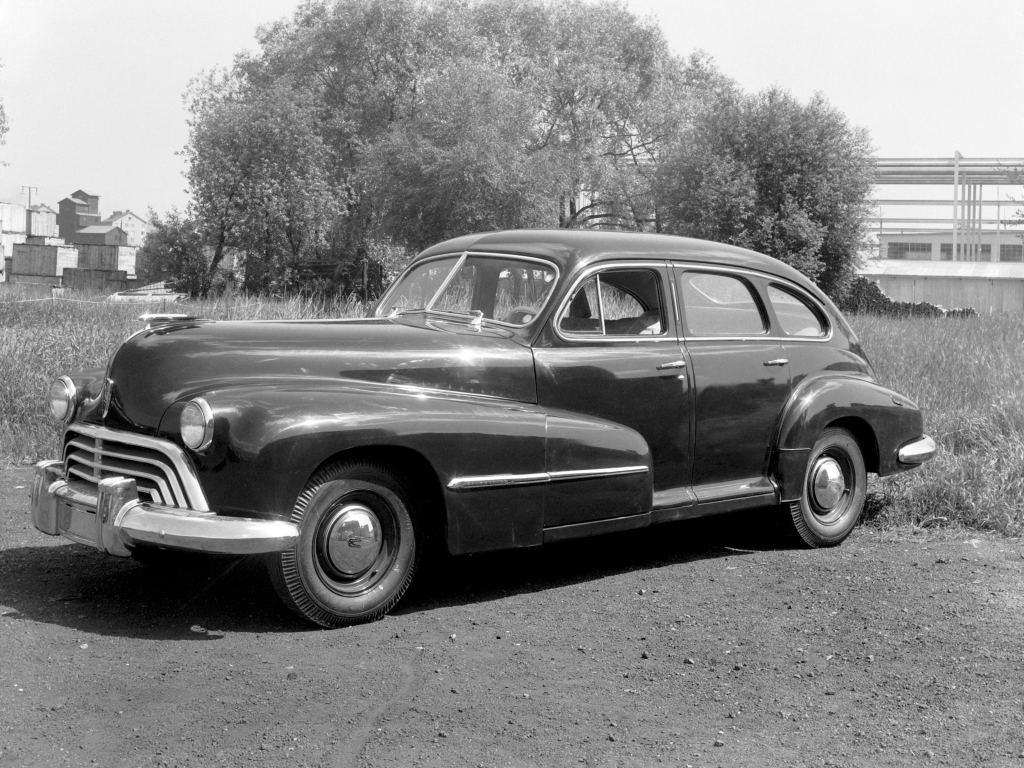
[101, 316, 536, 431]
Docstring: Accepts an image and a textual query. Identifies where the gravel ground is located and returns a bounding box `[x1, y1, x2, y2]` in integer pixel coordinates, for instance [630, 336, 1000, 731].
[1, 465, 1023, 768]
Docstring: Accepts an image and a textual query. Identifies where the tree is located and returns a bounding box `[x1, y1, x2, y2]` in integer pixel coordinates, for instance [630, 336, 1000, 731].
[184, 73, 347, 292]
[0, 59, 9, 159]
[655, 86, 874, 299]
[136, 209, 210, 296]
[364, 60, 567, 251]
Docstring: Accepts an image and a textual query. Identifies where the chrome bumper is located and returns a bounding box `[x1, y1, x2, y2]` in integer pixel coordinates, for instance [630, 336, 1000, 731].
[897, 435, 937, 465]
[30, 461, 299, 557]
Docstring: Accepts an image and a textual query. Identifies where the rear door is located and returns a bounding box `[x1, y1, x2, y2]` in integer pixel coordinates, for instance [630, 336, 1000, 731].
[674, 266, 791, 504]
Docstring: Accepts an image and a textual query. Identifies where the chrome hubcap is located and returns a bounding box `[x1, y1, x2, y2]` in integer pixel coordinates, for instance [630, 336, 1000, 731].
[810, 457, 846, 511]
[322, 503, 383, 576]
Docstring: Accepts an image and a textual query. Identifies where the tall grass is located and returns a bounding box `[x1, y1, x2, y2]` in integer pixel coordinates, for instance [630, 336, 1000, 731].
[0, 288, 366, 464]
[853, 314, 1024, 536]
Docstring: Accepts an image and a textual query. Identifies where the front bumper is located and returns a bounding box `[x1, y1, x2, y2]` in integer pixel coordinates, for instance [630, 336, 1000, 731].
[31, 461, 298, 557]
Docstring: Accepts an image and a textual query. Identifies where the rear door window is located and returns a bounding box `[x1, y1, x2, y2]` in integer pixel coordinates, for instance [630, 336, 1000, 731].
[678, 272, 765, 337]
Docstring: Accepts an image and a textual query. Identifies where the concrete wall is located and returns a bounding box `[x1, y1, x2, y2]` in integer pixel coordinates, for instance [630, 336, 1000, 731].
[873, 274, 1024, 314]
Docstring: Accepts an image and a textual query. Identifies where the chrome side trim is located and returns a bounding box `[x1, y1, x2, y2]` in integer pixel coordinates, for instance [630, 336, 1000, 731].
[64, 423, 209, 511]
[447, 465, 648, 491]
[547, 466, 649, 482]
[897, 434, 936, 464]
[447, 472, 550, 490]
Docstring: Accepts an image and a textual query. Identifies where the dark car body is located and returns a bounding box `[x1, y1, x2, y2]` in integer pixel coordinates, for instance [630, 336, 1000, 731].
[30, 230, 934, 626]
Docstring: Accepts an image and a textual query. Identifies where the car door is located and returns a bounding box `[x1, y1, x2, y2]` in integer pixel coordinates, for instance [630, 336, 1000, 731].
[674, 266, 791, 505]
[533, 262, 692, 527]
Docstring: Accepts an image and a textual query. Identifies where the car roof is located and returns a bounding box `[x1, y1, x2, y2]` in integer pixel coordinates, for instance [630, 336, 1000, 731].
[415, 229, 827, 300]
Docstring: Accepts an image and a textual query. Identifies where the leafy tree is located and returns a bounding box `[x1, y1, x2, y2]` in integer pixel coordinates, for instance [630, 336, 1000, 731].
[655, 87, 874, 299]
[136, 209, 210, 296]
[364, 60, 567, 250]
[184, 73, 346, 292]
[0, 59, 9, 160]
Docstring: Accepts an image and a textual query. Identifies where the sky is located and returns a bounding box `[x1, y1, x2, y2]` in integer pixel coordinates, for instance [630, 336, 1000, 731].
[1, 0, 1023, 217]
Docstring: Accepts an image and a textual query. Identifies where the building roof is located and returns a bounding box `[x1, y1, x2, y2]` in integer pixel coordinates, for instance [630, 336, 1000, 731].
[77, 225, 124, 235]
[859, 260, 1024, 280]
[101, 210, 145, 225]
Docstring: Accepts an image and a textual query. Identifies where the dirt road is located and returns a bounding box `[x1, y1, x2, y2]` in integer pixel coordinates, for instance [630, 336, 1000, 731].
[1, 465, 1022, 767]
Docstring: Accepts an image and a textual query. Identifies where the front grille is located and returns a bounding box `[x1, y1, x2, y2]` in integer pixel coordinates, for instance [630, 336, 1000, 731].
[62, 425, 208, 510]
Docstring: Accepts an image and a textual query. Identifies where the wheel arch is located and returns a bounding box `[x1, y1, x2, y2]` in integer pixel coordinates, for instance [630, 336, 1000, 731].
[303, 444, 447, 549]
[822, 415, 879, 474]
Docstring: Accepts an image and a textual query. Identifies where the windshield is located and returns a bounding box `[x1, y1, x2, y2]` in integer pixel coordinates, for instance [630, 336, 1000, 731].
[376, 253, 558, 327]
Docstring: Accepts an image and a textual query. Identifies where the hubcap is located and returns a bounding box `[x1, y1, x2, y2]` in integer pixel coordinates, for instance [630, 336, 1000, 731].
[322, 503, 383, 576]
[810, 457, 846, 511]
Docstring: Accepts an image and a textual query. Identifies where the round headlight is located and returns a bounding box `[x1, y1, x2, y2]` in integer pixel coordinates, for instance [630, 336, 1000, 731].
[180, 398, 214, 451]
[47, 376, 77, 422]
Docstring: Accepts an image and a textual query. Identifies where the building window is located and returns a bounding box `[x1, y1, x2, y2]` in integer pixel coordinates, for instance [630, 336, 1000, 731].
[887, 242, 931, 260]
[1000, 244, 1024, 262]
[940, 243, 993, 261]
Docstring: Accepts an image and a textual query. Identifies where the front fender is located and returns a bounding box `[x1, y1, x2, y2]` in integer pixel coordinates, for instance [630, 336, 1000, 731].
[774, 374, 925, 501]
[159, 382, 651, 555]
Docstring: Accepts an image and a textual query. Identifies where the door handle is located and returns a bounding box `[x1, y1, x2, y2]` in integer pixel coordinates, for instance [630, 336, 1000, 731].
[763, 359, 789, 367]
[656, 360, 687, 370]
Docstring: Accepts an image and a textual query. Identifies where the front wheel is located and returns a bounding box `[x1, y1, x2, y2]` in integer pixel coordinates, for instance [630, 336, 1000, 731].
[787, 427, 866, 548]
[267, 462, 419, 627]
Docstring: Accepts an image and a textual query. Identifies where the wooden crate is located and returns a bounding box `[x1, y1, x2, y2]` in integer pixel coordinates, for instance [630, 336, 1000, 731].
[77, 244, 120, 271]
[7, 273, 61, 286]
[61, 268, 130, 292]
[11, 244, 79, 276]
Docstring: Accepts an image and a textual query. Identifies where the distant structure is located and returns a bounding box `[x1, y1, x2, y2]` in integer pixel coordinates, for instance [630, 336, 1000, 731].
[860, 154, 1024, 314]
[102, 210, 151, 247]
[2, 189, 141, 291]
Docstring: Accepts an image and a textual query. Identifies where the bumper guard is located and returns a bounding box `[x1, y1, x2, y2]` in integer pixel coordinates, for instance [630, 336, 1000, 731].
[31, 461, 298, 557]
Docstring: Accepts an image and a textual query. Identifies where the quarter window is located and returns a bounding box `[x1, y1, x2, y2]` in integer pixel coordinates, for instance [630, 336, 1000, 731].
[558, 269, 665, 337]
[679, 272, 765, 336]
[767, 285, 827, 337]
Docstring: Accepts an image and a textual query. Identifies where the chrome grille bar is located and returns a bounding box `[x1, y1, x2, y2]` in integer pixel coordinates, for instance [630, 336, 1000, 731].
[62, 424, 209, 511]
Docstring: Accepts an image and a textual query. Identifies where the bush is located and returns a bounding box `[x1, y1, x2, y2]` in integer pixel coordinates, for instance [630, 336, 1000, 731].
[838, 276, 977, 318]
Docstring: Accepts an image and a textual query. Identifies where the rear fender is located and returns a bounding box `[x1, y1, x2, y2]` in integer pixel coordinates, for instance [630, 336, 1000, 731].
[774, 375, 924, 501]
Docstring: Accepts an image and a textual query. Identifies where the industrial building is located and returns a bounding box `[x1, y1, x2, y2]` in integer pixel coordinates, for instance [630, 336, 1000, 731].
[862, 154, 1024, 314]
[2, 190, 140, 291]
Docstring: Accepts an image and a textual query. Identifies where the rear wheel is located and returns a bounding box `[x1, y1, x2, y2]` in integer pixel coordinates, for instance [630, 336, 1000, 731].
[787, 428, 866, 548]
[267, 462, 419, 627]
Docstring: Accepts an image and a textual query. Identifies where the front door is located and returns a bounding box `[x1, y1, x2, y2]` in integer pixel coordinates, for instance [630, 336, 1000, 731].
[534, 263, 691, 527]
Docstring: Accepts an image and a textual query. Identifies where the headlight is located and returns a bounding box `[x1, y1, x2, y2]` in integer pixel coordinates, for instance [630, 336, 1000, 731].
[47, 376, 77, 422]
[180, 398, 214, 451]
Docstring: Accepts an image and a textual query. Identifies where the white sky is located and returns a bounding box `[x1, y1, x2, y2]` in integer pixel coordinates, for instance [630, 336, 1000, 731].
[1, 0, 1023, 217]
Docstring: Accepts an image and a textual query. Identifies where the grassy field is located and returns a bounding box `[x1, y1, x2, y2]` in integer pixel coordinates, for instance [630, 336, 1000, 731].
[2, 285, 1022, 535]
[854, 313, 1024, 536]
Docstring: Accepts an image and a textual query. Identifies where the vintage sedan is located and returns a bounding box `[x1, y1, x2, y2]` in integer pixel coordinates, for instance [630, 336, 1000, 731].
[30, 230, 935, 627]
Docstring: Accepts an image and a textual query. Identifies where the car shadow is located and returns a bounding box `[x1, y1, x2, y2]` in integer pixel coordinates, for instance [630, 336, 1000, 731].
[395, 507, 795, 617]
[0, 507, 796, 638]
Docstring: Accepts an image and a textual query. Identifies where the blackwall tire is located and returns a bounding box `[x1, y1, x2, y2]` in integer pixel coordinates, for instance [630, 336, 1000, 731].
[267, 462, 419, 627]
[788, 428, 866, 548]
